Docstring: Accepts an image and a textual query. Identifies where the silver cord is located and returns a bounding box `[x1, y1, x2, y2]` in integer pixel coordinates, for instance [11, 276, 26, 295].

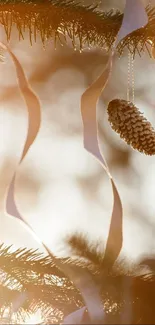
[127, 51, 131, 102]
[127, 51, 135, 103]
[131, 53, 135, 104]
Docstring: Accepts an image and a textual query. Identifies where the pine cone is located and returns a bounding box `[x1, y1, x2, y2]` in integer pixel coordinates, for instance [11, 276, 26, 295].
[107, 99, 155, 155]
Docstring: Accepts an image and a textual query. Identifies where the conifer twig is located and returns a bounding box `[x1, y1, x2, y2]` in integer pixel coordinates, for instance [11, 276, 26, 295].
[1, 243, 155, 324]
[0, 1, 154, 56]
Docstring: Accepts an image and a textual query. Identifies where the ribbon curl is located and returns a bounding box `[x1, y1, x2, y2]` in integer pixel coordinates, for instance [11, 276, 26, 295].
[79, 0, 148, 323]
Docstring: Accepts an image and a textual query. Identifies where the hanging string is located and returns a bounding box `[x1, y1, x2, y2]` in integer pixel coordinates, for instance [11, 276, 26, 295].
[127, 51, 135, 103]
[131, 53, 135, 103]
[148, 0, 152, 7]
[127, 50, 131, 102]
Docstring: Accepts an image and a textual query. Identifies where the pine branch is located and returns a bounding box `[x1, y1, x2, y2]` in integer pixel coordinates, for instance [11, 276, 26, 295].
[0, 244, 76, 294]
[1, 244, 155, 323]
[0, 244, 83, 323]
[0, 0, 154, 56]
[66, 233, 134, 277]
[67, 233, 105, 266]
[0, 282, 82, 321]
[0, 244, 65, 280]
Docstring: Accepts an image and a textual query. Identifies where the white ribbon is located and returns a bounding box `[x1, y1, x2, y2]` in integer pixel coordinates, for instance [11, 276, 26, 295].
[80, 0, 148, 323]
[62, 307, 86, 324]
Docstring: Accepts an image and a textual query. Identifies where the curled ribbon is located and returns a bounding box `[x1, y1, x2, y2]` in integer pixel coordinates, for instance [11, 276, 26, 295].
[81, 0, 148, 269]
[0, 42, 41, 220]
[1, 0, 148, 323]
[79, 0, 148, 323]
[0, 43, 105, 324]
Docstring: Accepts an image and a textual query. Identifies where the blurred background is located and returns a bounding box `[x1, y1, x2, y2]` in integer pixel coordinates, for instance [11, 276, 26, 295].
[0, 0, 155, 268]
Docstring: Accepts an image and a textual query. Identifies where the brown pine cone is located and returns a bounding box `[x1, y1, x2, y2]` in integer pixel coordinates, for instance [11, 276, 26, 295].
[107, 99, 155, 155]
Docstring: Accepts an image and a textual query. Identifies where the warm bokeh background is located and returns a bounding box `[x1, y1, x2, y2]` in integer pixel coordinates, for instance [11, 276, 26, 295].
[0, 0, 155, 267]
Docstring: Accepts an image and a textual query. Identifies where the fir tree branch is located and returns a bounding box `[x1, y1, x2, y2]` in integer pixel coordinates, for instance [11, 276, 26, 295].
[67, 233, 105, 266]
[0, 0, 154, 56]
[1, 244, 155, 324]
[0, 244, 64, 279]
[0, 244, 83, 323]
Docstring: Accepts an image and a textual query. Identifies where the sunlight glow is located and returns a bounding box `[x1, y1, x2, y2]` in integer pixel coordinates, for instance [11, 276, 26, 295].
[23, 310, 43, 325]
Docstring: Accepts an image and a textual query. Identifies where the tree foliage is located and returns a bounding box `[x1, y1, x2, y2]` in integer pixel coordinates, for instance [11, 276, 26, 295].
[0, 0, 154, 56]
[0, 238, 155, 324]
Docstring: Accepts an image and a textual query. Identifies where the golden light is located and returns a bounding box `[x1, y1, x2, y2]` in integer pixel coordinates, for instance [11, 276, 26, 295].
[22, 310, 43, 325]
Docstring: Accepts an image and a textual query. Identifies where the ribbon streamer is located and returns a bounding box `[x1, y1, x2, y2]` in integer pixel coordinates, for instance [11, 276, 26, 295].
[116, 0, 148, 47]
[0, 42, 41, 220]
[0, 44, 105, 324]
[62, 307, 86, 324]
[81, 0, 148, 267]
[81, 56, 123, 268]
[80, 0, 148, 322]
[59, 262, 105, 324]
